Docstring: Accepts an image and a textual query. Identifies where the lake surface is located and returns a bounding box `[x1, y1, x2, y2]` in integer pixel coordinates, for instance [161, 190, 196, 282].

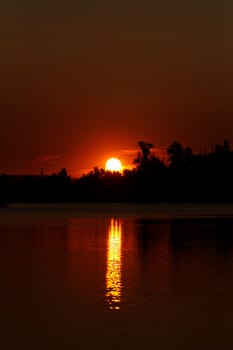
[1, 203, 233, 349]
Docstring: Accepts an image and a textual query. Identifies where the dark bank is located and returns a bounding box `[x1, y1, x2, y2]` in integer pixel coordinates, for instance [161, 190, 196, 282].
[1, 140, 233, 204]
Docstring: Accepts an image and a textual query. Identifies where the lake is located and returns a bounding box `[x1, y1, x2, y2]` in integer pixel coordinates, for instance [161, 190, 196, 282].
[1, 203, 233, 349]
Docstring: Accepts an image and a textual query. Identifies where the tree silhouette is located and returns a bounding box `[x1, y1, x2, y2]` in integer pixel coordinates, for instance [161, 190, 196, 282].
[3, 139, 233, 203]
[133, 141, 154, 167]
[167, 141, 193, 168]
[57, 168, 68, 178]
[167, 141, 184, 167]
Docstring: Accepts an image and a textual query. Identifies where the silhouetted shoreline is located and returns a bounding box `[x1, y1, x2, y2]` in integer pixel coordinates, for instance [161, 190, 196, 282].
[1, 140, 233, 204]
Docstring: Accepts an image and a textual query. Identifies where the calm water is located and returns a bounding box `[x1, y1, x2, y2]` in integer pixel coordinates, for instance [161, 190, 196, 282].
[1, 203, 233, 349]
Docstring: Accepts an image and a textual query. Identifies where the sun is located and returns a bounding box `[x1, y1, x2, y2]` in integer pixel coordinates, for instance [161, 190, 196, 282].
[105, 158, 122, 172]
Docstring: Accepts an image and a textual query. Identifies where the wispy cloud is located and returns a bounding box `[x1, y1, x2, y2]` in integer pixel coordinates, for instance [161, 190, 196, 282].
[120, 149, 138, 155]
[39, 154, 61, 164]
[121, 146, 167, 158]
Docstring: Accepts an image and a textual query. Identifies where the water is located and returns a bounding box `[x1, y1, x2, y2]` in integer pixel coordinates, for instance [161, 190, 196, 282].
[1, 203, 233, 349]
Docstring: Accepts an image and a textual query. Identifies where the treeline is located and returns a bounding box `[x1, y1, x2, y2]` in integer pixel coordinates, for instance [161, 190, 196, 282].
[1, 140, 233, 203]
[72, 140, 233, 202]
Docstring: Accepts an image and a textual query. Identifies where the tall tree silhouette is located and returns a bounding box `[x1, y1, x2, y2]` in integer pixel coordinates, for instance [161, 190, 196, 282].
[167, 141, 184, 167]
[134, 141, 165, 173]
[132, 141, 166, 201]
[167, 141, 193, 168]
[134, 141, 154, 164]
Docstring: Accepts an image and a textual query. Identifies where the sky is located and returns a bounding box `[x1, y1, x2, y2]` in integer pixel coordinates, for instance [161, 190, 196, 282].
[1, 0, 233, 176]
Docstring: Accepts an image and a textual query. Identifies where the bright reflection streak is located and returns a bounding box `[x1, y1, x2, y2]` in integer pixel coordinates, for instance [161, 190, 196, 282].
[106, 219, 122, 310]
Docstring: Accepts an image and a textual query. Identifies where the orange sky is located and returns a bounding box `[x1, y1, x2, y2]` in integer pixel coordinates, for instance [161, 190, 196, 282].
[0, 0, 233, 177]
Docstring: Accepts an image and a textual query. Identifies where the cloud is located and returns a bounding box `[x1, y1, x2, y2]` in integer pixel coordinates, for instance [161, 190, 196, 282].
[120, 149, 138, 155]
[121, 146, 167, 158]
[39, 154, 61, 164]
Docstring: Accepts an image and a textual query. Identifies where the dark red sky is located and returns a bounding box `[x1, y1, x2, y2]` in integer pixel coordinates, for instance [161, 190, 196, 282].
[1, 0, 233, 176]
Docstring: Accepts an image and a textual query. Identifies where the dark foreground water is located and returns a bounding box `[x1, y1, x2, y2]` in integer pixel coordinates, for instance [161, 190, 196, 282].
[1, 203, 233, 349]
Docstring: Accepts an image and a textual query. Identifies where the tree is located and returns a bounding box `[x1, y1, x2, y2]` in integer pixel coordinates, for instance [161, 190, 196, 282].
[167, 141, 184, 167]
[133, 141, 155, 167]
[215, 140, 230, 154]
[57, 168, 68, 177]
[133, 140, 165, 183]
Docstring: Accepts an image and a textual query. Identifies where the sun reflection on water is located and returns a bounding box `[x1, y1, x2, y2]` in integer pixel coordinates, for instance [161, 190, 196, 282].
[106, 219, 122, 310]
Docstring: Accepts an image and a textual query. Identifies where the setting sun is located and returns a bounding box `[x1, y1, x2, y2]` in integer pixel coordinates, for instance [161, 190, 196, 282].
[105, 158, 122, 172]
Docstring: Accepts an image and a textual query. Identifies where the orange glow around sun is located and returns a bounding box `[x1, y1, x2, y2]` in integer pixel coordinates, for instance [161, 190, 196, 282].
[105, 158, 122, 172]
